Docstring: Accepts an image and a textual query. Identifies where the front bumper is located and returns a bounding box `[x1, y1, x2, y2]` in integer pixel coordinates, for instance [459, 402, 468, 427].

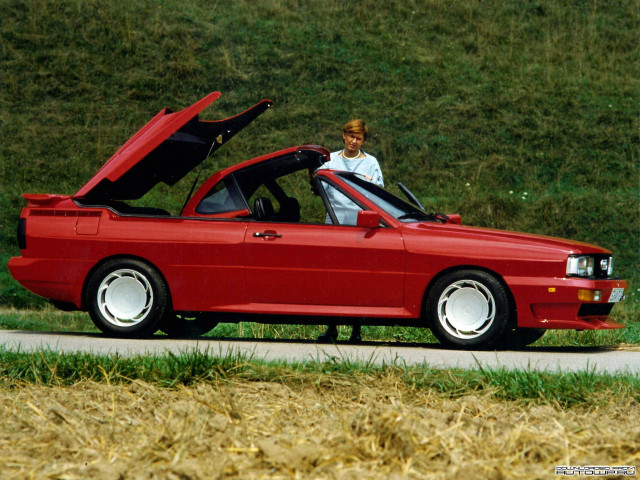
[505, 276, 628, 330]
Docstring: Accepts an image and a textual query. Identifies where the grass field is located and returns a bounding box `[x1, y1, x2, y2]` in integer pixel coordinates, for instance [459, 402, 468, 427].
[0, 349, 639, 478]
[2, 378, 639, 479]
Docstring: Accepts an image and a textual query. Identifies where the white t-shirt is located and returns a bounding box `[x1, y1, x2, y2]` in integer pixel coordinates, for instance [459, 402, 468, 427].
[319, 150, 384, 224]
[320, 150, 384, 187]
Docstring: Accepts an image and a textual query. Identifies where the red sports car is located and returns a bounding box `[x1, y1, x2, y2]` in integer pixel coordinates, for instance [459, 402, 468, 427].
[8, 92, 628, 349]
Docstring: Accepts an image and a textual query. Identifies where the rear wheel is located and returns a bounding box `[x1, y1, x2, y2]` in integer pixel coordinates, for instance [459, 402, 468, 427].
[426, 270, 511, 349]
[85, 259, 168, 337]
[160, 313, 218, 338]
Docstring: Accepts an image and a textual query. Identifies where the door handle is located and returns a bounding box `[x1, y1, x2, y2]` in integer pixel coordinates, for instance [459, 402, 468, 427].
[253, 232, 282, 238]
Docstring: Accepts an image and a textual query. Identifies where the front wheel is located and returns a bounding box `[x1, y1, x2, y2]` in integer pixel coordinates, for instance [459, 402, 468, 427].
[85, 258, 168, 337]
[425, 270, 511, 349]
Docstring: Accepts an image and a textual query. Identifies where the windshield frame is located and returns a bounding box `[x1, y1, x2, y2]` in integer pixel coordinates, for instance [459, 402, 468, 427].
[335, 172, 438, 223]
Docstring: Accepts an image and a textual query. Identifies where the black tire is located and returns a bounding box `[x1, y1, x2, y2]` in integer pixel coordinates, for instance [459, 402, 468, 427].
[160, 313, 218, 338]
[85, 258, 168, 338]
[497, 327, 546, 349]
[425, 269, 511, 349]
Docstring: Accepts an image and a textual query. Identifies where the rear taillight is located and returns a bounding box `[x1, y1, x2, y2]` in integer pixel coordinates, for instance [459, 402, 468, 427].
[17, 218, 26, 249]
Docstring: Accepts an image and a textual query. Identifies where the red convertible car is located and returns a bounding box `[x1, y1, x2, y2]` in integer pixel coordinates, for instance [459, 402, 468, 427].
[8, 92, 628, 349]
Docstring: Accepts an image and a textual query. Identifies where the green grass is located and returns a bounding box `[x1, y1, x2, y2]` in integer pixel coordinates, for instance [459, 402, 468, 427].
[1, 0, 638, 309]
[0, 348, 637, 408]
[0, 308, 96, 333]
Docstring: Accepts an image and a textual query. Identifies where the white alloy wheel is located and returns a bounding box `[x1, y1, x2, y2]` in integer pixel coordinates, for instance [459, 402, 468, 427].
[97, 269, 153, 326]
[437, 279, 496, 340]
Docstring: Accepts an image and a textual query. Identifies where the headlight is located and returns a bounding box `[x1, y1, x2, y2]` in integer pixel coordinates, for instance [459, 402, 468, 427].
[567, 255, 595, 277]
[566, 254, 613, 278]
[605, 257, 613, 276]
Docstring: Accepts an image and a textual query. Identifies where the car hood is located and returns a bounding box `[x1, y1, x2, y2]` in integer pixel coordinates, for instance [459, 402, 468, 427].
[405, 222, 611, 256]
[74, 92, 273, 201]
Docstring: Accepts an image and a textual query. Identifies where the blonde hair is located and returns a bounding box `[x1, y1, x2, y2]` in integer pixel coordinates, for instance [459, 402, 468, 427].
[342, 119, 369, 141]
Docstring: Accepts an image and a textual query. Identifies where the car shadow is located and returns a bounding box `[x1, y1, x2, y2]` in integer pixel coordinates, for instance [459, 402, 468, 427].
[9, 330, 619, 353]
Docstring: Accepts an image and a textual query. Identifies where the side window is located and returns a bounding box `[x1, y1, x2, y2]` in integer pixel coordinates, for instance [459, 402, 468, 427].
[320, 179, 364, 226]
[195, 180, 245, 214]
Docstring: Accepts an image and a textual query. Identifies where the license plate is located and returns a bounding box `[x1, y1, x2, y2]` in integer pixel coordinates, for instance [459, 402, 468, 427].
[608, 288, 625, 303]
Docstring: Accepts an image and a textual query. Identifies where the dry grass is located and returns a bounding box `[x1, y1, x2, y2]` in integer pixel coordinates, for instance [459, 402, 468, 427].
[1, 375, 638, 479]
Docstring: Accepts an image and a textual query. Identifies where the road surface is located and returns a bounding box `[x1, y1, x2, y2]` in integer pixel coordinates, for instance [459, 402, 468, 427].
[1, 329, 639, 375]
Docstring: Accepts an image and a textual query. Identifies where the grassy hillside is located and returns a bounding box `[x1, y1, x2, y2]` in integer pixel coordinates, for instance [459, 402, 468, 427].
[1, 0, 638, 309]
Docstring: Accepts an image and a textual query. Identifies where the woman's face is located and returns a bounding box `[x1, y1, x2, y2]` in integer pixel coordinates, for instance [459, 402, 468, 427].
[342, 131, 365, 155]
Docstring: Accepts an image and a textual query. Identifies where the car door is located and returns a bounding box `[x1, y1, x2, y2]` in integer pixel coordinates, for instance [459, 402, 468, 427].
[157, 218, 249, 312]
[244, 221, 405, 309]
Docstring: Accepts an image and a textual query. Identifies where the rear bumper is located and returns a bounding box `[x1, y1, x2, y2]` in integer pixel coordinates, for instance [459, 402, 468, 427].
[8, 256, 85, 308]
[505, 276, 628, 330]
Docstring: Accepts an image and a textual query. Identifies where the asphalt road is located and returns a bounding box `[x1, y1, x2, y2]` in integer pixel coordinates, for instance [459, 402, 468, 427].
[1, 329, 639, 375]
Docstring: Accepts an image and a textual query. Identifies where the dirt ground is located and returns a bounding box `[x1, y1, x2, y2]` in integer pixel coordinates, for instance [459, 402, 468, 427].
[0, 377, 638, 480]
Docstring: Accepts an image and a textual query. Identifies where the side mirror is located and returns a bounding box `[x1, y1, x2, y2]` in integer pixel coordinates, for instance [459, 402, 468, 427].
[357, 210, 380, 229]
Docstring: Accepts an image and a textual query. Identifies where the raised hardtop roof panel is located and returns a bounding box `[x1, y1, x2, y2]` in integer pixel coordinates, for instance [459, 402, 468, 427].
[74, 93, 273, 202]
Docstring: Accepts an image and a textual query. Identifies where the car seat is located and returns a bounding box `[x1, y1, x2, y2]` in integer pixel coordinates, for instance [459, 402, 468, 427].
[278, 197, 301, 222]
[253, 197, 276, 221]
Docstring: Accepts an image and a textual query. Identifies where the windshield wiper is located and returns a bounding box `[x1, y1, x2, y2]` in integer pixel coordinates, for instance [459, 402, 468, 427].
[433, 212, 453, 223]
[397, 211, 434, 220]
[398, 211, 454, 223]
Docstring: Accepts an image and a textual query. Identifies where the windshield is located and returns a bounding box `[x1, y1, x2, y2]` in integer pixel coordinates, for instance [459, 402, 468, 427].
[337, 172, 437, 222]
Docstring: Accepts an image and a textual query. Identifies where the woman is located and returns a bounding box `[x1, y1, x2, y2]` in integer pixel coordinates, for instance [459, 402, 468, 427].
[317, 119, 384, 343]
